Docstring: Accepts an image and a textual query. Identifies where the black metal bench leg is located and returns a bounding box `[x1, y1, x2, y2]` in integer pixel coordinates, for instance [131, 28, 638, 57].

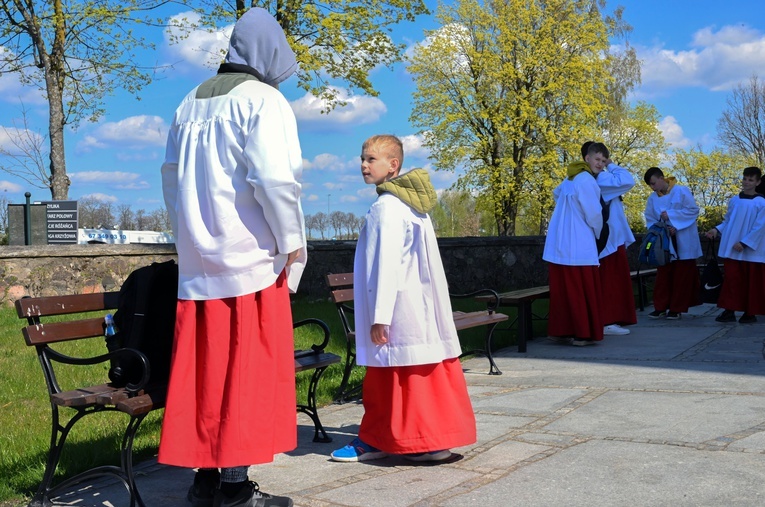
[29, 407, 88, 507]
[517, 303, 531, 353]
[121, 414, 148, 507]
[298, 367, 333, 443]
[335, 343, 360, 403]
[637, 274, 646, 311]
[484, 323, 502, 375]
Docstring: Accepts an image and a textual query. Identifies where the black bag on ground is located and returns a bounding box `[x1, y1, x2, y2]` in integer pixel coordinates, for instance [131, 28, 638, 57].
[699, 239, 723, 304]
[107, 260, 179, 388]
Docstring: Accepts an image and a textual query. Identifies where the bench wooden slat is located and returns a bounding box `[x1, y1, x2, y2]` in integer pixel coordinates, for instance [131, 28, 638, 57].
[326, 273, 354, 288]
[22, 317, 107, 346]
[51, 383, 123, 408]
[453, 311, 508, 331]
[116, 389, 167, 417]
[329, 288, 354, 304]
[16, 292, 119, 319]
[294, 352, 342, 373]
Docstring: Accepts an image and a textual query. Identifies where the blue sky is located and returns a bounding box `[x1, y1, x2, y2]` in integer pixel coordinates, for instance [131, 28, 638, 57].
[1, 0, 765, 219]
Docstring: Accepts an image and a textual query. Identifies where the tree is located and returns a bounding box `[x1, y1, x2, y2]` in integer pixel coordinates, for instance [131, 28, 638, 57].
[0, 102, 49, 190]
[117, 203, 135, 230]
[670, 147, 749, 232]
[718, 75, 765, 166]
[0, 0, 168, 199]
[183, 0, 428, 109]
[431, 189, 482, 237]
[408, 0, 636, 235]
[312, 211, 328, 239]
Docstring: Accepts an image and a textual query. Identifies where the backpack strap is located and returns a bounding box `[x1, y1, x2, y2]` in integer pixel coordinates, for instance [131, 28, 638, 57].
[127, 264, 154, 346]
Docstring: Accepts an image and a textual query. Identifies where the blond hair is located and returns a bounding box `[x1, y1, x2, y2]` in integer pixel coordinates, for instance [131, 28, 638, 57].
[362, 135, 404, 167]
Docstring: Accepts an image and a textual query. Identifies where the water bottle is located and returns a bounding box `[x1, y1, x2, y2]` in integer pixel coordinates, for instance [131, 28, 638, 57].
[104, 313, 123, 382]
[104, 313, 117, 338]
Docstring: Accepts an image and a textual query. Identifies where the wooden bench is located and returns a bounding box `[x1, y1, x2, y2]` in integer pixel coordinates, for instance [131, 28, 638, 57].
[475, 286, 550, 353]
[326, 273, 509, 402]
[631, 268, 658, 311]
[16, 293, 340, 507]
[475, 269, 660, 353]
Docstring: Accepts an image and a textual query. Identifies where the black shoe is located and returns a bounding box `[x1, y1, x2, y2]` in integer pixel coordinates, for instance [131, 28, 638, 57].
[665, 311, 681, 320]
[213, 481, 293, 507]
[715, 310, 736, 323]
[739, 314, 757, 324]
[188, 470, 220, 507]
[648, 310, 666, 319]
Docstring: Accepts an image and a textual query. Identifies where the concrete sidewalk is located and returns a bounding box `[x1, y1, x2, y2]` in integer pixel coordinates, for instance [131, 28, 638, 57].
[47, 303, 765, 506]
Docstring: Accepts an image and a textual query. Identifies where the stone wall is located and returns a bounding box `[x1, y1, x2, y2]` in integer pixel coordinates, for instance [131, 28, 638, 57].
[0, 237, 715, 306]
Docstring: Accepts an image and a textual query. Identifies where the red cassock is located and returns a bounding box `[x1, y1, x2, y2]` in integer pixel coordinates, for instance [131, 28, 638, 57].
[547, 263, 604, 341]
[158, 273, 296, 468]
[358, 358, 477, 454]
[717, 259, 765, 315]
[599, 245, 637, 325]
[652, 259, 701, 313]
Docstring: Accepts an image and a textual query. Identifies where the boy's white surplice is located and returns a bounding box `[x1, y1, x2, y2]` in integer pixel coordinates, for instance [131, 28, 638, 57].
[645, 184, 702, 261]
[354, 192, 462, 367]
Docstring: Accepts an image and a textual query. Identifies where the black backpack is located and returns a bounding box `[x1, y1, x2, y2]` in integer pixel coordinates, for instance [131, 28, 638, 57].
[107, 260, 179, 388]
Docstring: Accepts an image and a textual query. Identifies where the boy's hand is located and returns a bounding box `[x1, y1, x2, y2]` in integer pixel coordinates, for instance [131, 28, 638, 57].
[660, 211, 669, 221]
[286, 249, 301, 267]
[733, 241, 744, 252]
[370, 324, 388, 345]
[705, 228, 718, 239]
[668, 226, 676, 236]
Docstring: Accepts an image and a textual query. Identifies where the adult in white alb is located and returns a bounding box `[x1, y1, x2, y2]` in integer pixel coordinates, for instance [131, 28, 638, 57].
[159, 8, 304, 507]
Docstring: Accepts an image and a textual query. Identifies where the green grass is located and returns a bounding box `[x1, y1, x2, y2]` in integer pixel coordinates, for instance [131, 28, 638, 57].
[0, 294, 552, 505]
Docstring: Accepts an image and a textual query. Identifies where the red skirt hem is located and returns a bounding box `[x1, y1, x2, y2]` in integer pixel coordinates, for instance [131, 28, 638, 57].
[358, 358, 477, 454]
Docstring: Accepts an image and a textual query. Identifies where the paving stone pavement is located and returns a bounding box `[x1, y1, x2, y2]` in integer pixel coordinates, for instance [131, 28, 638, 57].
[41, 303, 765, 506]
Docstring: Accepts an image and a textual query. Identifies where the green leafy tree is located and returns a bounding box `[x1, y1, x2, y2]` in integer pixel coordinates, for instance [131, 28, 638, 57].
[0, 0, 167, 199]
[184, 0, 428, 109]
[431, 189, 483, 237]
[670, 147, 752, 232]
[598, 101, 667, 232]
[408, 0, 635, 235]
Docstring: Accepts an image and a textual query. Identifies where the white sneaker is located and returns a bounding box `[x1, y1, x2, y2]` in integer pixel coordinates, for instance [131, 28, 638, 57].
[603, 324, 630, 336]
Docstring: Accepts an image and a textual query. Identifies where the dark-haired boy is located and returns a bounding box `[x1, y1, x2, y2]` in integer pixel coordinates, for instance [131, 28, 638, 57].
[643, 167, 702, 319]
[705, 166, 765, 323]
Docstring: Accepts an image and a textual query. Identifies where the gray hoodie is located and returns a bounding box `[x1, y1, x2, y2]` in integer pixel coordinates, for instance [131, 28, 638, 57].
[224, 7, 297, 87]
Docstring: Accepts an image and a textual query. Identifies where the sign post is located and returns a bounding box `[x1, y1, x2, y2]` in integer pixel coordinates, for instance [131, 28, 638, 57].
[43, 200, 78, 244]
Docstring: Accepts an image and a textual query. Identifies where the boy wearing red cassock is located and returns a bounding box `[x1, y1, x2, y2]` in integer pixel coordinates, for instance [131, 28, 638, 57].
[330, 135, 476, 463]
[706, 166, 765, 324]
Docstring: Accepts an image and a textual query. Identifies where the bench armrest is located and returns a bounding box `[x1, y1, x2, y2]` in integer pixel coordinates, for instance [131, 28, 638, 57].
[450, 288, 501, 314]
[293, 318, 332, 353]
[42, 347, 151, 396]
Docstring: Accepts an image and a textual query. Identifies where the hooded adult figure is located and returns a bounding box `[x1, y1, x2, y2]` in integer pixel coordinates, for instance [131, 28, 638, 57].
[158, 8, 305, 507]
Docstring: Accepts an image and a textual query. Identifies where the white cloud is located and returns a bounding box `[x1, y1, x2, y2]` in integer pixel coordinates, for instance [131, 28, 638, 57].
[0, 46, 47, 106]
[291, 88, 387, 126]
[76, 115, 168, 152]
[0, 180, 23, 192]
[70, 171, 150, 190]
[0, 127, 44, 155]
[659, 116, 691, 149]
[164, 11, 231, 70]
[81, 192, 118, 203]
[322, 182, 345, 191]
[400, 133, 430, 160]
[339, 194, 360, 203]
[305, 194, 319, 201]
[636, 24, 765, 94]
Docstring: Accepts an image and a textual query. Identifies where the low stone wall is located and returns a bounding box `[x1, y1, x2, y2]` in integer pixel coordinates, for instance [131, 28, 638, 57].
[0, 236, 714, 306]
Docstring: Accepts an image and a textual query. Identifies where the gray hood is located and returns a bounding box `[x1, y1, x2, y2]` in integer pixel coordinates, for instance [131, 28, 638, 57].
[224, 7, 297, 87]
